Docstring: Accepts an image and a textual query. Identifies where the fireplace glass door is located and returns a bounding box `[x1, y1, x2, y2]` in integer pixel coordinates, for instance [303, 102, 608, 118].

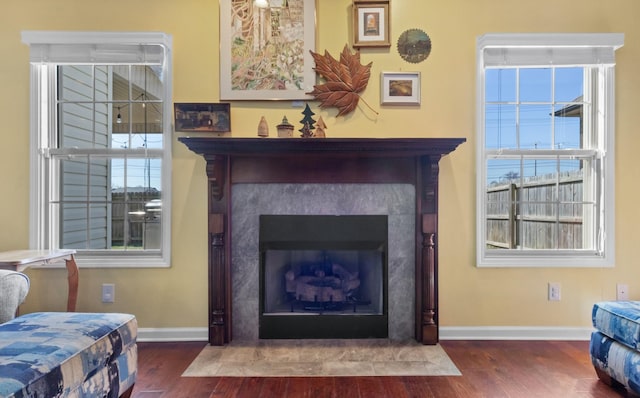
[259, 215, 388, 339]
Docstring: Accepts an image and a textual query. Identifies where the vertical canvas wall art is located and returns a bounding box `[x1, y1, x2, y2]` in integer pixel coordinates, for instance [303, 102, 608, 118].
[219, 0, 316, 100]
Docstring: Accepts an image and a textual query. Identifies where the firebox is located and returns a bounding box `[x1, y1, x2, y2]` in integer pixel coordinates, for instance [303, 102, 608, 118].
[259, 215, 388, 339]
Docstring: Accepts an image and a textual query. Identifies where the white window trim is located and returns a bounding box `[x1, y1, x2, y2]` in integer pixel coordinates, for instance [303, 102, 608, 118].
[476, 33, 623, 268]
[22, 31, 173, 268]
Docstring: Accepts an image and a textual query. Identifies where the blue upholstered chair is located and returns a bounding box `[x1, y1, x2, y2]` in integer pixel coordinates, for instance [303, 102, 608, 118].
[591, 301, 640, 395]
[0, 269, 30, 323]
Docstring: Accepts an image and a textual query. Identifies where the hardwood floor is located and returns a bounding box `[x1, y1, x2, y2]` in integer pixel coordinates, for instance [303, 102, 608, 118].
[131, 340, 630, 397]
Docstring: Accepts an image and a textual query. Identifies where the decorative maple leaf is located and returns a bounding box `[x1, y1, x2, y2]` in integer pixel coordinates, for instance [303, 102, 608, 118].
[307, 45, 374, 117]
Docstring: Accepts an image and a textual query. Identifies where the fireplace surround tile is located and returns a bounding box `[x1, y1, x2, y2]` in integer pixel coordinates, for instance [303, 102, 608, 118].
[231, 183, 415, 341]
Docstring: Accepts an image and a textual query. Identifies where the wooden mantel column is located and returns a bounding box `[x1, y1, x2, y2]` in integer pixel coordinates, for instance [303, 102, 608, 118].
[205, 155, 231, 345]
[417, 155, 441, 344]
[179, 137, 465, 346]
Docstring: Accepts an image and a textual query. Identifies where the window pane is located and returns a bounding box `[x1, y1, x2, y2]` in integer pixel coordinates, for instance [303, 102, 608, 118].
[110, 157, 162, 192]
[554, 103, 582, 149]
[113, 65, 129, 101]
[486, 158, 522, 251]
[555, 67, 583, 103]
[131, 65, 165, 101]
[487, 158, 520, 186]
[485, 104, 516, 149]
[559, 160, 583, 244]
[113, 102, 128, 132]
[58, 65, 93, 102]
[522, 157, 556, 180]
[520, 105, 553, 149]
[111, 190, 161, 250]
[89, 203, 109, 249]
[486, 181, 516, 249]
[129, 158, 162, 191]
[520, 68, 551, 102]
[94, 103, 109, 145]
[57, 102, 109, 149]
[89, 166, 109, 199]
[486, 69, 516, 102]
[60, 156, 110, 250]
[519, 202, 559, 249]
[60, 202, 88, 249]
[131, 103, 163, 147]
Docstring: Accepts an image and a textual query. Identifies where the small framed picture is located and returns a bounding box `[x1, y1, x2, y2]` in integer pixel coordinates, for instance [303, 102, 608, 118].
[380, 72, 421, 105]
[353, 0, 390, 48]
[174, 103, 231, 133]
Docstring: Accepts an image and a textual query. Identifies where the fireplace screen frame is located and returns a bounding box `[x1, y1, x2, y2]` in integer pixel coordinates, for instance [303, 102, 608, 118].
[259, 214, 389, 339]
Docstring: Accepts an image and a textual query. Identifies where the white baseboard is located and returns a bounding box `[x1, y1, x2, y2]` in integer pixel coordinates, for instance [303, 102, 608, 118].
[137, 326, 594, 342]
[138, 327, 208, 342]
[439, 326, 594, 341]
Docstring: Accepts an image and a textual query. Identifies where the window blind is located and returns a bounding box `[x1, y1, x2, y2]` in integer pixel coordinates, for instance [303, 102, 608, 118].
[479, 33, 624, 68]
[21, 31, 170, 64]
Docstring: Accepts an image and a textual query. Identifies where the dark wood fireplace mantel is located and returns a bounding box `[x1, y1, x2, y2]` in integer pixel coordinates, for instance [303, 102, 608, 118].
[178, 137, 465, 345]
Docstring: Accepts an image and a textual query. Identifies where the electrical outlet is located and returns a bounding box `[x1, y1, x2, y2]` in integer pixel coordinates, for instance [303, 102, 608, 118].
[548, 282, 561, 301]
[102, 283, 115, 303]
[617, 283, 629, 301]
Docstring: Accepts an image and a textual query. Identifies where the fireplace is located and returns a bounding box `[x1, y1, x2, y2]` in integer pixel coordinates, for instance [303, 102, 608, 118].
[232, 183, 414, 341]
[178, 137, 465, 345]
[259, 214, 388, 339]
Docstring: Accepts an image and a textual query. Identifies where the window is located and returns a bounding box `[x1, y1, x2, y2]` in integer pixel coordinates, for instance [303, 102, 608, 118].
[476, 33, 623, 267]
[22, 32, 173, 267]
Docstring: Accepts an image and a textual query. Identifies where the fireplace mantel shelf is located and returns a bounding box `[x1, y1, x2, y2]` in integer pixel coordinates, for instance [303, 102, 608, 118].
[178, 137, 465, 157]
[179, 136, 466, 346]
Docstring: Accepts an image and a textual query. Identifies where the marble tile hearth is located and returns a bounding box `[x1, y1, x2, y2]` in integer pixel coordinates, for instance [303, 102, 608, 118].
[230, 183, 416, 341]
[182, 338, 461, 377]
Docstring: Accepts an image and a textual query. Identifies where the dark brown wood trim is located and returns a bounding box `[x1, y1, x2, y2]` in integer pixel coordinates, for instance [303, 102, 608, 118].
[420, 213, 438, 344]
[179, 137, 465, 345]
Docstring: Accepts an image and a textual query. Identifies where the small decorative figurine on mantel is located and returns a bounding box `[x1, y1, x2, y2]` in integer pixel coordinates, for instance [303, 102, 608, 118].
[314, 116, 327, 138]
[257, 116, 269, 137]
[300, 121, 314, 138]
[276, 116, 294, 137]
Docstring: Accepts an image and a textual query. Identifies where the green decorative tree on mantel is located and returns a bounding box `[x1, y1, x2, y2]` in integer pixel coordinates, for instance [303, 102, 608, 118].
[299, 104, 316, 137]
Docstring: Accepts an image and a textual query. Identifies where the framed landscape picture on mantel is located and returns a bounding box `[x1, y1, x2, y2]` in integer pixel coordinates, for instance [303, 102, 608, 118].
[219, 0, 316, 100]
[174, 103, 231, 133]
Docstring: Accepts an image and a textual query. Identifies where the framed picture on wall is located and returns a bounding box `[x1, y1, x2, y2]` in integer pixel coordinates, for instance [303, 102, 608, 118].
[353, 0, 390, 48]
[380, 72, 421, 105]
[174, 103, 231, 133]
[219, 0, 316, 100]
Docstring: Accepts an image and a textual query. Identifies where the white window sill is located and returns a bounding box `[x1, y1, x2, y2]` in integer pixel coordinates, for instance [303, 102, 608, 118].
[478, 252, 614, 268]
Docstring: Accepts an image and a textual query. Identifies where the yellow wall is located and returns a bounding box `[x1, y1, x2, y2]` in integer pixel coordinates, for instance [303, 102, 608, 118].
[1, 0, 639, 332]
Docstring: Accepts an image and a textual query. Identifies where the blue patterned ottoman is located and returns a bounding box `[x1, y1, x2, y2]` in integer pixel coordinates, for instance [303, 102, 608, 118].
[0, 312, 137, 398]
[590, 301, 640, 395]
